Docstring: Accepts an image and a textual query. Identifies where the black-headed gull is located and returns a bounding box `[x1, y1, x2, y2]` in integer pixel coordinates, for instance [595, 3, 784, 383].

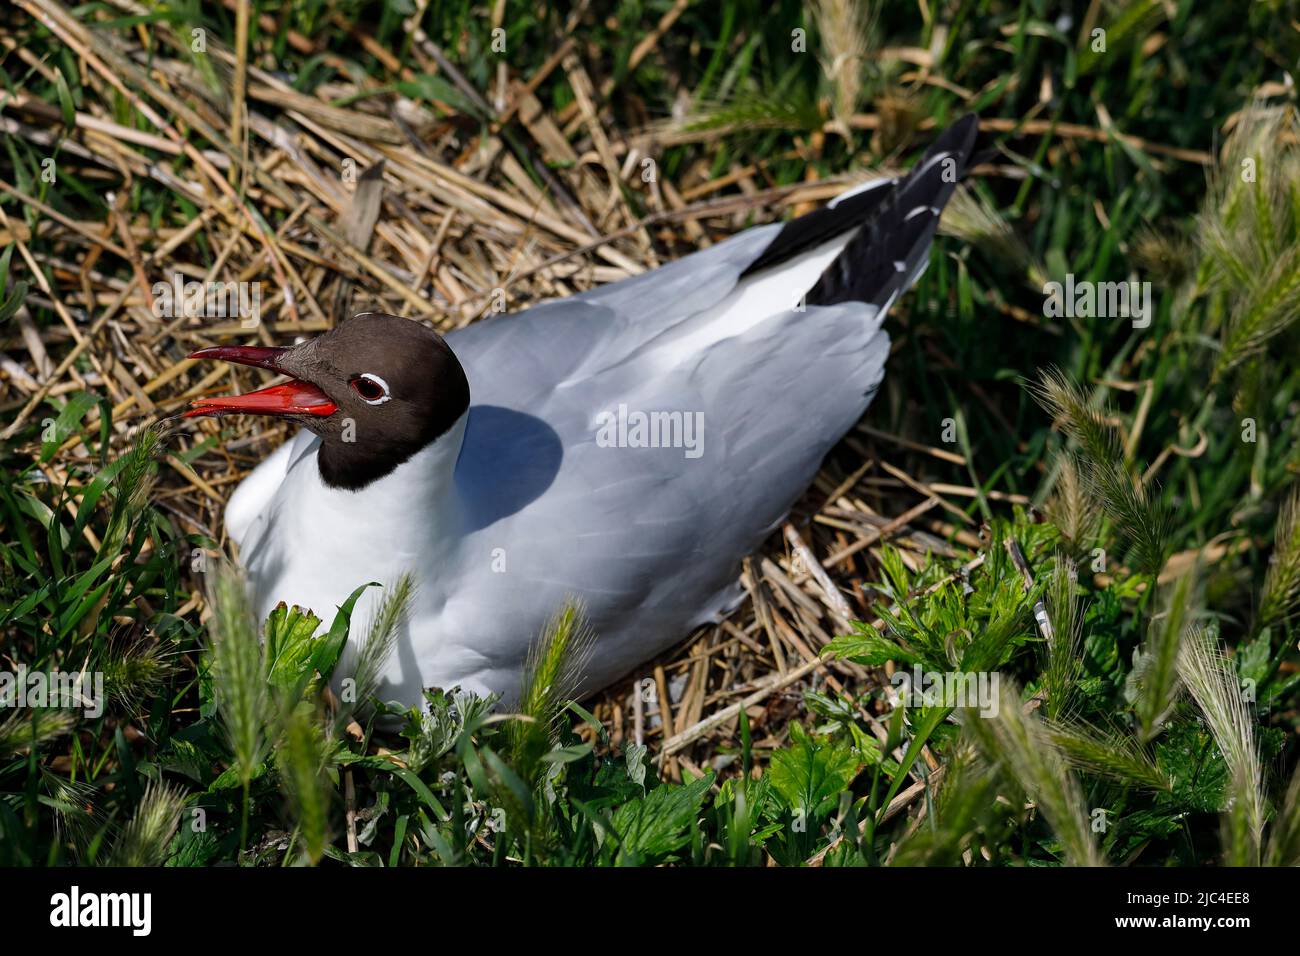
[188, 114, 979, 705]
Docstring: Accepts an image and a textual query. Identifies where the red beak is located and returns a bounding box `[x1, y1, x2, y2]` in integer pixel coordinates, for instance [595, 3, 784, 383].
[185, 345, 338, 419]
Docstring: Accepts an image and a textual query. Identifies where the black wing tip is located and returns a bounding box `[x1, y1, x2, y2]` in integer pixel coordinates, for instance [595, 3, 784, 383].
[804, 114, 981, 308]
[912, 111, 981, 182]
[949, 111, 980, 145]
[739, 181, 893, 278]
[741, 114, 981, 284]
[937, 111, 980, 145]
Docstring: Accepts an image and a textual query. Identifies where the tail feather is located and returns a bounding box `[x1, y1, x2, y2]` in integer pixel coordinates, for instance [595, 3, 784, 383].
[741, 114, 980, 309]
[739, 178, 894, 278]
[807, 113, 979, 307]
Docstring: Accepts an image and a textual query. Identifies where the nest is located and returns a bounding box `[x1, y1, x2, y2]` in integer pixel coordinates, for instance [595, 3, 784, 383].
[1, 0, 1001, 784]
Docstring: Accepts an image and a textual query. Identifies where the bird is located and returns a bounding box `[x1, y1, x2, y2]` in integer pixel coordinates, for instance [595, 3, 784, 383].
[186, 114, 979, 708]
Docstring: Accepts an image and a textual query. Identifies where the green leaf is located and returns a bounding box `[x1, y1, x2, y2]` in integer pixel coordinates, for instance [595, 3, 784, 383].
[263, 603, 323, 694]
[878, 705, 949, 815]
[261, 583, 374, 697]
[0, 244, 26, 324]
[624, 743, 647, 789]
[396, 74, 484, 118]
[0, 244, 14, 292]
[1236, 631, 1271, 688]
[822, 626, 919, 666]
[0, 281, 21, 323]
[41, 392, 99, 463]
[846, 722, 884, 765]
[392, 768, 447, 820]
[608, 772, 715, 864]
[208, 760, 268, 793]
[540, 742, 594, 764]
[10, 488, 68, 553]
[315, 582, 379, 681]
[767, 723, 859, 820]
[54, 67, 76, 130]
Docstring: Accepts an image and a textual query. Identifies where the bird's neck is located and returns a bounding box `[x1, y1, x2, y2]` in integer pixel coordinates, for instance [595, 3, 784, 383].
[316, 411, 468, 499]
[315, 411, 466, 492]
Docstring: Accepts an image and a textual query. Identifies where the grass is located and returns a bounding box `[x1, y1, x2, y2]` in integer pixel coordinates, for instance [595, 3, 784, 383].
[1, 0, 1299, 866]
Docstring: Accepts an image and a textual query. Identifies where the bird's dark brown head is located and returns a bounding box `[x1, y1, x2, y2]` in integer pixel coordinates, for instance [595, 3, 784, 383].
[186, 312, 470, 490]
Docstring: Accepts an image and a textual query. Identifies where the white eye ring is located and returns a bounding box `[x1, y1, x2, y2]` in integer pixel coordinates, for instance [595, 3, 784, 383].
[353, 372, 392, 405]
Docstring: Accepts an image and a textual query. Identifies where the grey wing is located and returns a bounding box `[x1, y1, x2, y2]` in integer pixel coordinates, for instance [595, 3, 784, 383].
[446, 295, 887, 692]
[443, 223, 780, 399]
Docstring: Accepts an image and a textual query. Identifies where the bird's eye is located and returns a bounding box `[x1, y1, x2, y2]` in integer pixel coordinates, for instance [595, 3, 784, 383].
[350, 373, 391, 405]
